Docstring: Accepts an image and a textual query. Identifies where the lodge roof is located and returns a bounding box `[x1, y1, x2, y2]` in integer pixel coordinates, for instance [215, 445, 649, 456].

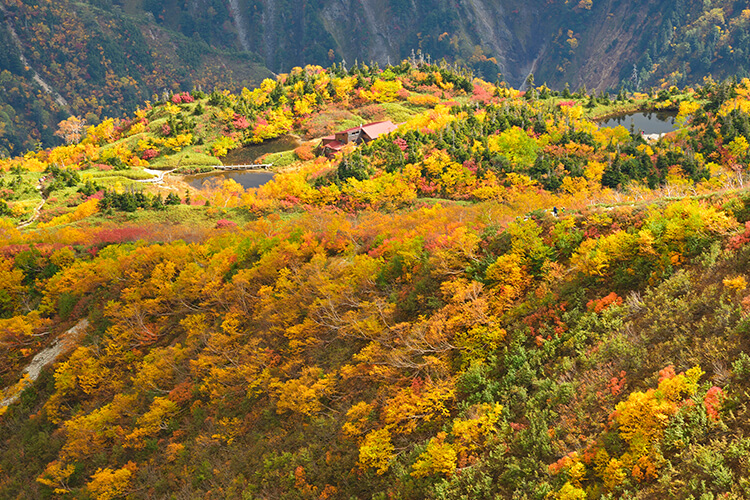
[323, 140, 345, 150]
[340, 120, 398, 137]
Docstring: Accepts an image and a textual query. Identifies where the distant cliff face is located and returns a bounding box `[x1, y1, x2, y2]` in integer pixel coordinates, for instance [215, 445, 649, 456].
[227, 0, 550, 87]
[218, 0, 750, 91]
[142, 0, 552, 86]
[2, 0, 749, 154]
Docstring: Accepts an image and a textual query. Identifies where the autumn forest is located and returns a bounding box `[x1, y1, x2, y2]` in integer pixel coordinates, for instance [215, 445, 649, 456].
[3, 15, 750, 498]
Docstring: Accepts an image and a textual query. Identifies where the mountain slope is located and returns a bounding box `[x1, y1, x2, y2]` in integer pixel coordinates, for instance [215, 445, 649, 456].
[0, 0, 271, 156]
[3, 0, 750, 155]
[3, 64, 750, 498]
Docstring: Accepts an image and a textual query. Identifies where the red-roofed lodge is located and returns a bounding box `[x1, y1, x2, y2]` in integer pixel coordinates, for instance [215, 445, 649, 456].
[319, 120, 399, 157]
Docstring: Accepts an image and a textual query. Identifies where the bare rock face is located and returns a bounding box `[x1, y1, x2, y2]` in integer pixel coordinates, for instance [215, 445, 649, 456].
[246, 0, 549, 86]
[229, 0, 665, 90]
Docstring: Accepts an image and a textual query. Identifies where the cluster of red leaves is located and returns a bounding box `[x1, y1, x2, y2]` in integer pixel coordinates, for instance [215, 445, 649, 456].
[703, 386, 724, 421]
[358, 104, 387, 121]
[171, 92, 195, 104]
[417, 178, 440, 196]
[114, 118, 131, 136]
[658, 365, 676, 382]
[168, 382, 193, 405]
[86, 190, 105, 201]
[463, 159, 478, 174]
[233, 114, 250, 130]
[525, 302, 567, 341]
[586, 292, 623, 313]
[93, 226, 155, 246]
[471, 83, 494, 104]
[728, 221, 750, 251]
[142, 148, 159, 160]
[606, 371, 627, 396]
[216, 219, 238, 229]
[548, 451, 577, 475]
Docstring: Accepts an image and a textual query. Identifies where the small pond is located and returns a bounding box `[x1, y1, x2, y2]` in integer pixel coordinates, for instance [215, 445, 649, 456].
[184, 170, 275, 190]
[598, 111, 678, 135]
[184, 135, 300, 190]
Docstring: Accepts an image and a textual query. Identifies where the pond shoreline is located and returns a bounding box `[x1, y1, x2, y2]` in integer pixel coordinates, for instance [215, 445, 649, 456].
[597, 109, 678, 135]
[182, 169, 276, 190]
[592, 104, 679, 123]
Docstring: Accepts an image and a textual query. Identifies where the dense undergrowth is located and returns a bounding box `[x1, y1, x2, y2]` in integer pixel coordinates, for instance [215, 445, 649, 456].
[3, 63, 750, 498]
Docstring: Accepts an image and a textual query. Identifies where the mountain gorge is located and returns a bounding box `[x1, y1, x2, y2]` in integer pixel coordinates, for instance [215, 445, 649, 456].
[4, 0, 750, 155]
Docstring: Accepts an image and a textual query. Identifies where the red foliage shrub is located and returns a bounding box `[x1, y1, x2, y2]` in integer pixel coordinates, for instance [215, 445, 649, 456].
[393, 138, 408, 152]
[548, 452, 578, 475]
[168, 381, 193, 405]
[114, 119, 131, 135]
[216, 219, 238, 229]
[728, 221, 750, 251]
[607, 371, 627, 396]
[658, 365, 676, 382]
[0, 244, 32, 259]
[703, 386, 724, 421]
[93, 226, 153, 246]
[417, 177, 440, 196]
[233, 114, 250, 130]
[471, 83, 494, 104]
[171, 92, 195, 104]
[462, 159, 478, 173]
[142, 148, 160, 160]
[161, 123, 172, 136]
[523, 302, 567, 337]
[586, 292, 623, 313]
[294, 144, 315, 161]
[87, 190, 105, 201]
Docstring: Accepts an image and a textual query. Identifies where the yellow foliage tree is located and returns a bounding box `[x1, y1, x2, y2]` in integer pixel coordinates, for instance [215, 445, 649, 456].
[37, 460, 76, 495]
[381, 380, 454, 434]
[361, 79, 404, 103]
[342, 401, 375, 439]
[273, 367, 335, 416]
[411, 432, 457, 477]
[86, 462, 136, 500]
[54, 115, 86, 144]
[358, 428, 395, 475]
[125, 396, 179, 448]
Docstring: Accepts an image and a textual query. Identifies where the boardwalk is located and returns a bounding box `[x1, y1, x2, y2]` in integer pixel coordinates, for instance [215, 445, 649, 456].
[215, 164, 273, 171]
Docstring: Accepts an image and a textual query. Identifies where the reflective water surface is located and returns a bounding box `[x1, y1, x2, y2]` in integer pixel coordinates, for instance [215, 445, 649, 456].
[599, 111, 678, 134]
[184, 170, 275, 190]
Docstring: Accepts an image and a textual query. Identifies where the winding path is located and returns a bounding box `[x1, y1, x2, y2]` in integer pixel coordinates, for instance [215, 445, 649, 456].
[137, 168, 176, 184]
[16, 176, 46, 229]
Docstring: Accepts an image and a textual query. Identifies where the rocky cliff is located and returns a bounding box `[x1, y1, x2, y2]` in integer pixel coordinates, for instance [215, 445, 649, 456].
[2, 0, 749, 153]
